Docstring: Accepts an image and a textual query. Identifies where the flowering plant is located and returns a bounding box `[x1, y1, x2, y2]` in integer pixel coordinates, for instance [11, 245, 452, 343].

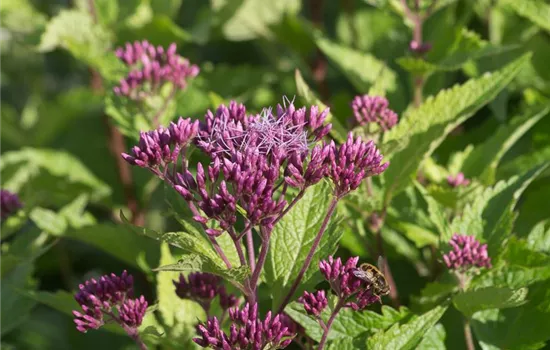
[2, 1, 550, 350]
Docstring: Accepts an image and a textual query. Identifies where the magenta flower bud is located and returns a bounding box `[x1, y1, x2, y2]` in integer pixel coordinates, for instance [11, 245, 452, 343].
[328, 133, 389, 197]
[409, 40, 432, 55]
[72, 271, 147, 334]
[351, 95, 398, 131]
[218, 287, 239, 310]
[447, 172, 470, 187]
[443, 234, 492, 271]
[114, 41, 199, 99]
[1, 189, 22, 219]
[195, 303, 295, 349]
[299, 290, 328, 316]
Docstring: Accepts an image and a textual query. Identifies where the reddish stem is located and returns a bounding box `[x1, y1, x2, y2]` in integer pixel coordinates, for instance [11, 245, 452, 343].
[317, 299, 345, 350]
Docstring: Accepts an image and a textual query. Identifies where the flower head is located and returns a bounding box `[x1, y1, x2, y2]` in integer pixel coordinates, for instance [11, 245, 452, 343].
[319, 256, 381, 310]
[194, 303, 295, 349]
[174, 272, 238, 311]
[351, 95, 398, 131]
[447, 172, 470, 188]
[114, 41, 199, 99]
[327, 133, 389, 197]
[1, 189, 22, 219]
[299, 290, 328, 316]
[443, 234, 492, 271]
[72, 271, 147, 333]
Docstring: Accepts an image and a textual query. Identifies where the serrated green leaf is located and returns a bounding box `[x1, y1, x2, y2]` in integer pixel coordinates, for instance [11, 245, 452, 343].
[462, 106, 549, 183]
[501, 0, 550, 33]
[472, 279, 550, 349]
[157, 243, 206, 330]
[416, 323, 446, 350]
[264, 181, 341, 310]
[381, 54, 531, 201]
[315, 36, 397, 95]
[453, 287, 528, 318]
[285, 301, 410, 342]
[526, 220, 550, 254]
[294, 69, 347, 142]
[366, 305, 448, 350]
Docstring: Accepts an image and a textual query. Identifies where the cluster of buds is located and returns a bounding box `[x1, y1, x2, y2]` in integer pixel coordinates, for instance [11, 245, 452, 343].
[318, 256, 380, 310]
[123, 99, 389, 236]
[447, 172, 471, 188]
[72, 271, 148, 334]
[194, 303, 295, 349]
[114, 41, 199, 99]
[299, 290, 328, 317]
[0, 189, 22, 219]
[173, 272, 238, 311]
[443, 234, 492, 271]
[351, 95, 398, 131]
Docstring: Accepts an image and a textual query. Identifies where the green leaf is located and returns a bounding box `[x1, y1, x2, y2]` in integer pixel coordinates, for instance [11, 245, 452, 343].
[315, 36, 397, 95]
[416, 323, 446, 350]
[157, 243, 206, 331]
[1, 262, 36, 336]
[391, 221, 438, 248]
[0, 148, 111, 204]
[294, 69, 347, 142]
[29, 208, 67, 236]
[526, 220, 550, 254]
[453, 287, 528, 318]
[366, 305, 448, 350]
[501, 0, 550, 33]
[472, 280, 550, 349]
[65, 223, 160, 268]
[213, 0, 301, 41]
[264, 181, 340, 310]
[461, 106, 549, 183]
[381, 54, 531, 201]
[411, 282, 457, 312]
[285, 301, 410, 342]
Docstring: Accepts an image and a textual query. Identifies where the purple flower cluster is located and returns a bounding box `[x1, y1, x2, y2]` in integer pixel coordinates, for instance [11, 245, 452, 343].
[447, 172, 471, 188]
[0, 189, 22, 219]
[123, 99, 389, 236]
[73, 270, 147, 333]
[443, 234, 492, 271]
[318, 256, 380, 310]
[299, 290, 328, 316]
[194, 303, 295, 350]
[173, 272, 238, 311]
[114, 41, 199, 99]
[351, 95, 398, 131]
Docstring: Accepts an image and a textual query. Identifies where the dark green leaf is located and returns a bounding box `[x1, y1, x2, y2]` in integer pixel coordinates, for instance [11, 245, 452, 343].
[453, 287, 528, 318]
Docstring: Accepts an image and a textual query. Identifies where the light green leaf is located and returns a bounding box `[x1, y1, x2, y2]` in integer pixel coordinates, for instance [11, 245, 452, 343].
[461, 106, 549, 183]
[294, 69, 347, 142]
[381, 54, 531, 201]
[501, 0, 550, 33]
[392, 221, 438, 248]
[315, 36, 397, 94]
[453, 287, 528, 318]
[526, 220, 550, 254]
[472, 280, 550, 349]
[416, 323, 446, 350]
[65, 223, 160, 268]
[157, 243, 206, 331]
[213, 0, 301, 41]
[0, 148, 111, 203]
[264, 181, 340, 310]
[29, 208, 67, 236]
[285, 301, 410, 342]
[366, 305, 448, 350]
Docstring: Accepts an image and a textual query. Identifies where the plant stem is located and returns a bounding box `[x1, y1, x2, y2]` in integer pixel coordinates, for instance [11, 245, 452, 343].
[463, 318, 475, 350]
[187, 201, 233, 270]
[318, 299, 345, 350]
[276, 197, 339, 314]
[245, 227, 256, 271]
[227, 227, 247, 267]
[249, 227, 271, 292]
